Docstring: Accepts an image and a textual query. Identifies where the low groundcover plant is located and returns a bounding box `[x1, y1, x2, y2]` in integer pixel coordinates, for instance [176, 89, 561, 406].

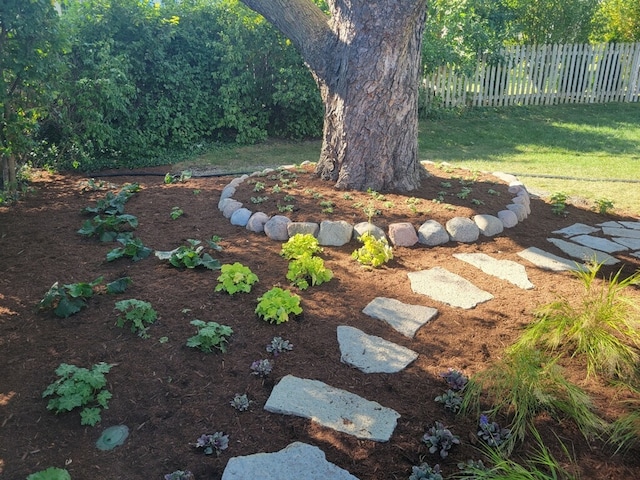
[186, 319, 233, 353]
[114, 299, 158, 338]
[195, 432, 228, 455]
[255, 287, 302, 324]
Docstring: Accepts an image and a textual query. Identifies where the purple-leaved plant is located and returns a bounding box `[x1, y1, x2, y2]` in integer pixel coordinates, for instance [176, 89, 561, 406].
[250, 359, 273, 377]
[440, 368, 468, 391]
[195, 432, 229, 455]
[477, 415, 511, 447]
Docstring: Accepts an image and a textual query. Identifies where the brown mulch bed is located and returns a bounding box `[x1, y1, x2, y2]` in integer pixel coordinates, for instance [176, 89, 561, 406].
[1, 163, 639, 479]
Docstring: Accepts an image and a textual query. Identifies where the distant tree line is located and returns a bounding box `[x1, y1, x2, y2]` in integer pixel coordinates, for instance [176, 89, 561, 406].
[1, 0, 638, 183]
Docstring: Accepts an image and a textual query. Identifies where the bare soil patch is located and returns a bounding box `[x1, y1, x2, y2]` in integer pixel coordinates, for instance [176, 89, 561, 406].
[1, 164, 639, 479]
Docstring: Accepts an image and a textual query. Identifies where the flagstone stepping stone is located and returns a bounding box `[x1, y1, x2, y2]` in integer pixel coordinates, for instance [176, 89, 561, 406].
[517, 247, 583, 272]
[597, 221, 623, 228]
[453, 253, 534, 289]
[620, 221, 640, 230]
[552, 223, 601, 237]
[362, 297, 438, 338]
[407, 267, 493, 309]
[221, 442, 359, 480]
[569, 234, 628, 253]
[546, 238, 619, 265]
[264, 375, 400, 442]
[337, 326, 419, 373]
[611, 237, 640, 250]
[602, 227, 640, 239]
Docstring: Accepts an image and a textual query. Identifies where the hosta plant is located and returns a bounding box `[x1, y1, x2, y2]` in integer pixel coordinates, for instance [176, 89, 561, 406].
[38, 276, 131, 318]
[114, 299, 157, 338]
[186, 320, 233, 353]
[106, 236, 152, 262]
[352, 232, 393, 267]
[255, 287, 302, 324]
[168, 239, 221, 270]
[42, 362, 113, 426]
[286, 254, 333, 290]
[215, 262, 259, 294]
[280, 233, 322, 260]
[421, 421, 460, 458]
[195, 432, 228, 455]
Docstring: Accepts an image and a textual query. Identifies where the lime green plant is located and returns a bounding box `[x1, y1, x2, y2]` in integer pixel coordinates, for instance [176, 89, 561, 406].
[352, 232, 393, 267]
[114, 299, 158, 338]
[215, 262, 259, 294]
[170, 206, 184, 219]
[42, 362, 114, 426]
[186, 320, 233, 353]
[27, 467, 72, 480]
[286, 254, 333, 290]
[461, 346, 606, 453]
[513, 262, 640, 382]
[281, 233, 322, 260]
[255, 287, 302, 324]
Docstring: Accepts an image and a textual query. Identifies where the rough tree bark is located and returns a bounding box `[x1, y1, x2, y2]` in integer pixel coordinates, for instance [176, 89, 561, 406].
[240, 0, 428, 192]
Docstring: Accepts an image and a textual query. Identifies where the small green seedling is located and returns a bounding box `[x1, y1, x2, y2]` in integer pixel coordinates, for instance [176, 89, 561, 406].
[550, 192, 568, 216]
[42, 362, 113, 426]
[114, 299, 157, 338]
[352, 232, 393, 268]
[255, 287, 302, 324]
[170, 206, 184, 219]
[215, 262, 259, 294]
[594, 198, 614, 215]
[186, 319, 233, 353]
[27, 467, 72, 480]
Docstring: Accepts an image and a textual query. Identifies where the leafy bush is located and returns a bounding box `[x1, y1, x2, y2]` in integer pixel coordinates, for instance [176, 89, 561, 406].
[286, 254, 333, 290]
[280, 233, 322, 260]
[114, 299, 157, 338]
[38, 276, 131, 318]
[42, 362, 113, 426]
[255, 287, 302, 324]
[168, 239, 221, 270]
[27, 467, 72, 480]
[186, 320, 233, 353]
[215, 262, 259, 294]
[421, 421, 460, 458]
[549, 192, 568, 216]
[514, 262, 640, 382]
[352, 232, 393, 267]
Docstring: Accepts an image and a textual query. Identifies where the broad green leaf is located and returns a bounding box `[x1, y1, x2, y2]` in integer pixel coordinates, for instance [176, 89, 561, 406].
[106, 248, 125, 262]
[200, 253, 222, 271]
[54, 296, 86, 318]
[80, 407, 101, 426]
[106, 277, 132, 294]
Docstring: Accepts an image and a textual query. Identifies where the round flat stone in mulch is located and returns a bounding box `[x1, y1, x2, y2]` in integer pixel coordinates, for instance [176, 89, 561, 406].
[407, 267, 493, 309]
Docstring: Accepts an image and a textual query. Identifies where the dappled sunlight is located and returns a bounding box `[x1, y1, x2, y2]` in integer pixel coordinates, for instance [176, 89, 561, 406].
[0, 391, 16, 406]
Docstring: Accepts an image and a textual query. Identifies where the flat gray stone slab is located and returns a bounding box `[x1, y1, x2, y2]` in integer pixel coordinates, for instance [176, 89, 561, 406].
[552, 223, 600, 237]
[597, 221, 623, 228]
[620, 221, 640, 230]
[264, 375, 400, 442]
[602, 227, 640, 239]
[517, 247, 583, 271]
[362, 297, 437, 338]
[612, 237, 640, 250]
[407, 267, 493, 309]
[569, 234, 628, 253]
[453, 253, 534, 289]
[337, 326, 419, 373]
[546, 238, 619, 265]
[221, 442, 359, 480]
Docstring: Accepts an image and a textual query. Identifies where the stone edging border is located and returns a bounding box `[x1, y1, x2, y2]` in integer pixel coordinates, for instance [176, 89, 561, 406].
[217, 161, 531, 247]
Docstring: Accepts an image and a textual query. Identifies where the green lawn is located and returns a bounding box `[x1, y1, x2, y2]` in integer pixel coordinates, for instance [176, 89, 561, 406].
[188, 102, 640, 215]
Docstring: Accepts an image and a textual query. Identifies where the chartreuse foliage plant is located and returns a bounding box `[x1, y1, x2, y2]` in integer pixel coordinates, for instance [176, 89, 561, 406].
[42, 362, 114, 426]
[186, 320, 233, 353]
[255, 287, 302, 324]
[168, 239, 222, 270]
[352, 232, 393, 267]
[513, 261, 640, 382]
[280, 233, 322, 260]
[114, 299, 157, 338]
[461, 346, 606, 453]
[215, 262, 259, 294]
[286, 254, 333, 290]
[27, 467, 72, 480]
[38, 276, 131, 318]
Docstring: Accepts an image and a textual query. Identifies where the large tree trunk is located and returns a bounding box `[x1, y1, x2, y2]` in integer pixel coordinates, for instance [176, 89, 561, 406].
[240, 0, 428, 192]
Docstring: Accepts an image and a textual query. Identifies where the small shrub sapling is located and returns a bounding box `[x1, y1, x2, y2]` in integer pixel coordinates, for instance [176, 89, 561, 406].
[195, 432, 229, 455]
[421, 421, 460, 458]
[114, 299, 157, 338]
[186, 320, 233, 353]
[215, 262, 259, 294]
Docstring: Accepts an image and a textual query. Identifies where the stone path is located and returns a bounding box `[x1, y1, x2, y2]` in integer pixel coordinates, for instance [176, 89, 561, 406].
[222, 212, 640, 477]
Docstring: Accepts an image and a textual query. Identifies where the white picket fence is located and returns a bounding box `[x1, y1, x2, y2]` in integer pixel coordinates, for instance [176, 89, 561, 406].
[423, 42, 640, 107]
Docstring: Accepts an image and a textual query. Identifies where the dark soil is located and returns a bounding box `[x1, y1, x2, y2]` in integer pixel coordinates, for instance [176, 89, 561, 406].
[1, 162, 639, 479]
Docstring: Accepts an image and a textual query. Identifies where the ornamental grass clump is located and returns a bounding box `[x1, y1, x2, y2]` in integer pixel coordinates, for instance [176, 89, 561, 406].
[514, 261, 640, 383]
[461, 346, 606, 453]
